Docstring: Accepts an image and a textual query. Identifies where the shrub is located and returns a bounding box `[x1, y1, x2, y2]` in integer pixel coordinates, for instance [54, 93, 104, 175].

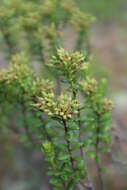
[0, 1, 113, 190]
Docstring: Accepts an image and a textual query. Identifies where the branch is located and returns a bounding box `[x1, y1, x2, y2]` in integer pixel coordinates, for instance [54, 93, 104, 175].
[95, 113, 104, 190]
[77, 108, 84, 158]
[62, 119, 75, 170]
[72, 91, 94, 190]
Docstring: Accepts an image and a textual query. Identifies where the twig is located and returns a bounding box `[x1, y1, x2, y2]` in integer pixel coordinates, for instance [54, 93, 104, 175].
[72, 91, 94, 190]
[62, 119, 75, 170]
[95, 113, 104, 190]
[77, 108, 84, 158]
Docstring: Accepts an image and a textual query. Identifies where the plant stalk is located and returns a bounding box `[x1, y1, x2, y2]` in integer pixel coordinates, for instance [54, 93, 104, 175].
[62, 119, 75, 170]
[95, 114, 104, 190]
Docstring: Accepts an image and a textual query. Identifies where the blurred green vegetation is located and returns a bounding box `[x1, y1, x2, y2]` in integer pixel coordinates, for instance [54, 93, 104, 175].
[77, 0, 127, 21]
[0, 0, 127, 189]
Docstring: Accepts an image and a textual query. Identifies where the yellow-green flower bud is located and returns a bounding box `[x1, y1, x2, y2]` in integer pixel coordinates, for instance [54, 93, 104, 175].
[102, 98, 113, 113]
[81, 78, 98, 95]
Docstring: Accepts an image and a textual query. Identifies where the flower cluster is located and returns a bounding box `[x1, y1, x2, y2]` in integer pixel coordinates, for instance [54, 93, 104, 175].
[41, 0, 56, 17]
[7, 53, 33, 84]
[81, 78, 98, 95]
[71, 10, 95, 32]
[102, 98, 113, 113]
[0, 53, 31, 84]
[32, 78, 54, 97]
[36, 91, 56, 116]
[50, 48, 88, 82]
[61, 0, 76, 15]
[34, 93, 78, 120]
[55, 94, 78, 120]
[42, 23, 60, 41]
[20, 11, 41, 31]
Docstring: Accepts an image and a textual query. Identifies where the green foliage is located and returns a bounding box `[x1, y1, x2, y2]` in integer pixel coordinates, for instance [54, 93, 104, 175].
[0, 1, 113, 190]
[77, 0, 126, 21]
[0, 0, 94, 59]
[0, 49, 113, 190]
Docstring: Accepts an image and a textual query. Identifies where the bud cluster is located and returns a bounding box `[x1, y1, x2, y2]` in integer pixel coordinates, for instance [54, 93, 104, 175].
[7, 53, 33, 84]
[102, 98, 113, 113]
[41, 0, 55, 17]
[32, 78, 54, 97]
[20, 11, 41, 31]
[71, 10, 95, 32]
[42, 24, 60, 41]
[55, 94, 78, 120]
[36, 91, 55, 116]
[61, 0, 76, 15]
[81, 78, 98, 95]
[34, 93, 78, 120]
[50, 48, 87, 82]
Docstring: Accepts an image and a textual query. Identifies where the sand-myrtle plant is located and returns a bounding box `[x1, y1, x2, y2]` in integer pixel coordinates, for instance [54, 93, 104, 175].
[0, 49, 113, 190]
[80, 77, 113, 189]
[71, 9, 95, 51]
[34, 49, 113, 190]
[0, 0, 94, 106]
[0, 0, 94, 63]
[0, 1, 113, 190]
[49, 48, 89, 95]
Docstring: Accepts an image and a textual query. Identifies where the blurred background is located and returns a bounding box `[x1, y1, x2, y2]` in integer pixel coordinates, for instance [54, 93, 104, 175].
[0, 0, 127, 189]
